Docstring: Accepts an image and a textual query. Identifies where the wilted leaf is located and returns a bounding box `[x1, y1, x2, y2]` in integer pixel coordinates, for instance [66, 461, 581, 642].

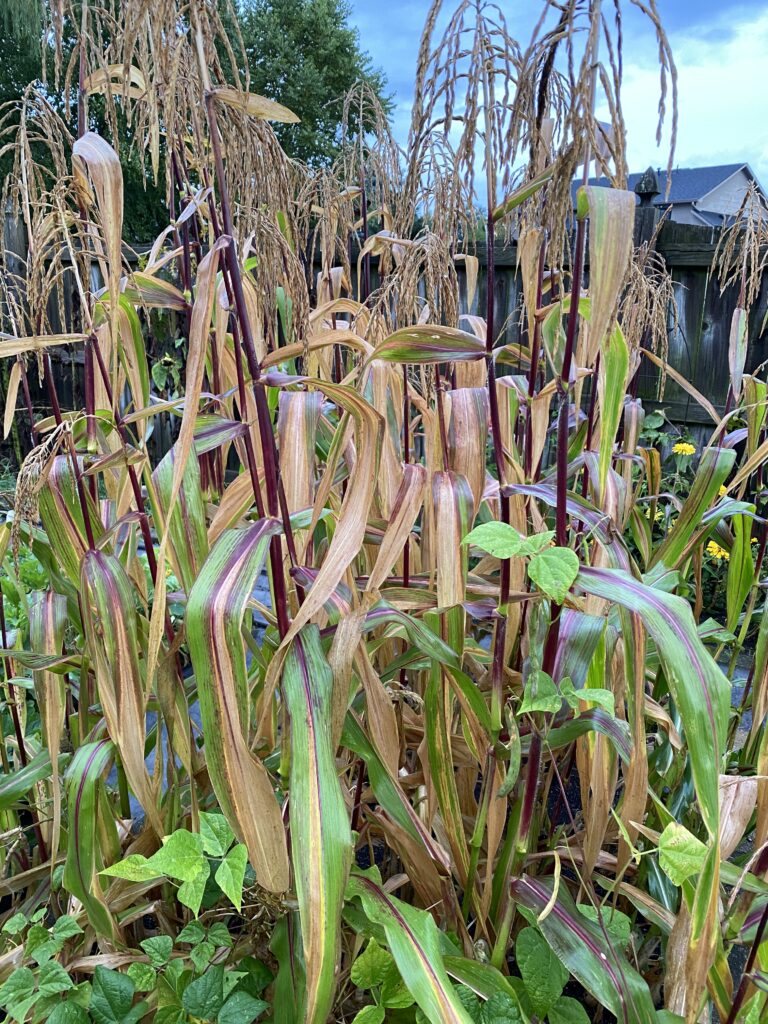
[212, 86, 300, 123]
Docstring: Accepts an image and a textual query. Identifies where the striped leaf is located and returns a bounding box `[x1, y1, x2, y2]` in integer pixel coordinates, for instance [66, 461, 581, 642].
[575, 186, 635, 363]
[39, 456, 104, 584]
[186, 520, 290, 893]
[372, 325, 486, 364]
[347, 871, 474, 1024]
[63, 740, 118, 940]
[577, 566, 728, 839]
[283, 626, 352, 1023]
[649, 447, 736, 570]
[447, 389, 490, 514]
[28, 591, 68, 861]
[81, 550, 161, 834]
[150, 448, 209, 595]
[277, 391, 324, 514]
[510, 874, 655, 1024]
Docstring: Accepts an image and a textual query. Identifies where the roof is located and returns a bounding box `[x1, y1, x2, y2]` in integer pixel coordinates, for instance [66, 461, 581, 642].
[571, 163, 762, 206]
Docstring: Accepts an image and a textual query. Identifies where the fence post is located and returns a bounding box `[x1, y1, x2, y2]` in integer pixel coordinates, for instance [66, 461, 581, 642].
[634, 166, 661, 246]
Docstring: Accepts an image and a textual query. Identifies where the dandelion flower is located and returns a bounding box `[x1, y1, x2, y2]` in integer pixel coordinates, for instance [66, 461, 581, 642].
[672, 441, 696, 456]
[654, 508, 664, 523]
[706, 540, 729, 562]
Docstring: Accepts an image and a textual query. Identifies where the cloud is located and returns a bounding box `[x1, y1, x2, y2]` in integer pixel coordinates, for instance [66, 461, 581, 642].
[598, 7, 768, 182]
[349, 0, 768, 193]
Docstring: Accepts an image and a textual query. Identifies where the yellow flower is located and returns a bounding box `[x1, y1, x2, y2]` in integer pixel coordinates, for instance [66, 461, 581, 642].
[706, 540, 730, 562]
[672, 441, 696, 456]
[718, 484, 728, 497]
[654, 507, 664, 523]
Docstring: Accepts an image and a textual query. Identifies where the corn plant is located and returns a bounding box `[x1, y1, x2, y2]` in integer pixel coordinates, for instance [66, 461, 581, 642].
[0, 2, 766, 1023]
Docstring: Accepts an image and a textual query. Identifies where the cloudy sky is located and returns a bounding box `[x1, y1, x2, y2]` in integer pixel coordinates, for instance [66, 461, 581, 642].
[347, 0, 768, 188]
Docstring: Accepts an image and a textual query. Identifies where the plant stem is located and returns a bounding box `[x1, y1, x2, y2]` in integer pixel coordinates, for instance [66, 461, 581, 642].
[202, 92, 290, 635]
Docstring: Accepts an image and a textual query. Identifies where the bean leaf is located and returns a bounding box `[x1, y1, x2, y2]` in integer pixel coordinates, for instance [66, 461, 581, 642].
[464, 521, 554, 559]
[528, 548, 580, 604]
[516, 926, 568, 1016]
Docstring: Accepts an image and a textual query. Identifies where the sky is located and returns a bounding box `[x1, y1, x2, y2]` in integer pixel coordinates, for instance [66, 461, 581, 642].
[347, 0, 768, 190]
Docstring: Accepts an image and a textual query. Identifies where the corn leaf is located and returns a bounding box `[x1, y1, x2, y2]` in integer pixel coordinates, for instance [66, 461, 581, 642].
[510, 874, 655, 1024]
[347, 871, 474, 1024]
[283, 626, 352, 1023]
[577, 567, 728, 839]
[187, 519, 290, 893]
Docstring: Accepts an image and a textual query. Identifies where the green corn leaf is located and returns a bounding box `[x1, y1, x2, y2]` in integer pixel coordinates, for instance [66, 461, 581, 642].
[347, 871, 474, 1024]
[63, 741, 118, 940]
[597, 325, 629, 500]
[510, 875, 655, 1024]
[187, 519, 290, 894]
[726, 513, 754, 634]
[578, 567, 727, 839]
[0, 750, 70, 811]
[283, 625, 353, 1023]
[370, 325, 486, 365]
[443, 957, 524, 1012]
[649, 447, 736, 570]
[492, 166, 554, 222]
[269, 917, 305, 1024]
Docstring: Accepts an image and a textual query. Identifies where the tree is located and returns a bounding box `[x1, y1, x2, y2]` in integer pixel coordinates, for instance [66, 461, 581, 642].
[237, 0, 390, 165]
[0, 0, 390, 239]
[0, 3, 168, 240]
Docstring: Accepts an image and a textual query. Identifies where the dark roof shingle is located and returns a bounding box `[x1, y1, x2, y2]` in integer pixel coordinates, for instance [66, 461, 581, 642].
[571, 163, 751, 206]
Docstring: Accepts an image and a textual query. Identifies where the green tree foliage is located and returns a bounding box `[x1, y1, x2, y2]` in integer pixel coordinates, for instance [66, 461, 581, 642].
[0, 3, 167, 240]
[1, 0, 389, 240]
[237, 0, 390, 165]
